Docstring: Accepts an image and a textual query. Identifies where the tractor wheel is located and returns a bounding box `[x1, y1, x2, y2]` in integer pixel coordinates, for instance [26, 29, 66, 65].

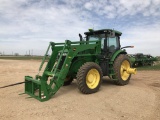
[76, 62, 102, 94]
[63, 76, 73, 86]
[113, 54, 131, 85]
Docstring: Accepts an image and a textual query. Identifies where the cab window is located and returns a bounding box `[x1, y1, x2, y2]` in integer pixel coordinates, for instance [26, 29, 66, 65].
[88, 35, 99, 41]
[108, 37, 119, 52]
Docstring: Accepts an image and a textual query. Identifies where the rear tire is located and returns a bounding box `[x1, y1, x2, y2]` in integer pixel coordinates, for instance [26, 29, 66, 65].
[76, 62, 102, 94]
[113, 54, 131, 85]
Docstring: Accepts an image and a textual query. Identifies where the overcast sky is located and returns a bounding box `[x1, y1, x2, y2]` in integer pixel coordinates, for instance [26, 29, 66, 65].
[0, 0, 160, 56]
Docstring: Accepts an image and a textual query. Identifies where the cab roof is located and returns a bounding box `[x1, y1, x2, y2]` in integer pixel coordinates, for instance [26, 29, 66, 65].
[84, 29, 122, 36]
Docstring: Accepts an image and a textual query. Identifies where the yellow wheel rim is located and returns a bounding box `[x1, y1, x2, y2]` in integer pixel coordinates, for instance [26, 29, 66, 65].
[86, 69, 100, 89]
[120, 60, 130, 81]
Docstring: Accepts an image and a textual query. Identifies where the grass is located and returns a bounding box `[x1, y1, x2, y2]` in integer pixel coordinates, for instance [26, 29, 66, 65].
[0, 56, 44, 60]
[137, 63, 160, 71]
[1, 55, 160, 70]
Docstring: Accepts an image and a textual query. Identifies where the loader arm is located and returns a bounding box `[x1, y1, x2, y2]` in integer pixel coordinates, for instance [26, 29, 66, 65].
[25, 40, 100, 102]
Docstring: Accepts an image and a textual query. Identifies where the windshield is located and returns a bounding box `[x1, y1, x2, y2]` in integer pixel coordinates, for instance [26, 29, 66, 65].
[87, 34, 105, 41]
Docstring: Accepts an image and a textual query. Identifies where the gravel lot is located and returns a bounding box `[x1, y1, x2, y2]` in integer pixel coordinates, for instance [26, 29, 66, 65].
[0, 59, 160, 120]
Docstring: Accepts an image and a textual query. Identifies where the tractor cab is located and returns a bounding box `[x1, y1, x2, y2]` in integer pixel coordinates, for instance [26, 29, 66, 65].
[84, 29, 122, 56]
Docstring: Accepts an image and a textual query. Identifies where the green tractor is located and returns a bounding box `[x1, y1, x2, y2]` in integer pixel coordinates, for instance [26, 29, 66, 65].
[131, 53, 158, 67]
[24, 29, 136, 102]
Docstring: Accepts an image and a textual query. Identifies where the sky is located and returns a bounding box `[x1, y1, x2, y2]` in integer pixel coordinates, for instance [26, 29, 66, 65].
[0, 0, 160, 56]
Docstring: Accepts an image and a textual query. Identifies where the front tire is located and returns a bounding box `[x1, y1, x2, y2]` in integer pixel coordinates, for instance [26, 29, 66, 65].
[76, 62, 103, 94]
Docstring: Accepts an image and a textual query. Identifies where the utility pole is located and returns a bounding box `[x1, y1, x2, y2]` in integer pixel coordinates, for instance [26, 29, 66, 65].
[31, 49, 33, 56]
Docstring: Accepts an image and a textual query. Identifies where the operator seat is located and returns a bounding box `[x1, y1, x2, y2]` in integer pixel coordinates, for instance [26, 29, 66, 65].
[109, 45, 115, 52]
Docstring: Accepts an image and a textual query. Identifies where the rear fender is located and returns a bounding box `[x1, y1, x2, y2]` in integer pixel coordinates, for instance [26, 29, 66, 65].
[110, 50, 127, 62]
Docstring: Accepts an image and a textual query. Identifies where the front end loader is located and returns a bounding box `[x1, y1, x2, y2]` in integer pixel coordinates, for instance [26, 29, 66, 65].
[24, 29, 136, 102]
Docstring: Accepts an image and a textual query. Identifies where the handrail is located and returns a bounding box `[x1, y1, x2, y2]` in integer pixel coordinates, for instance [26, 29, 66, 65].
[53, 40, 99, 46]
[51, 40, 68, 73]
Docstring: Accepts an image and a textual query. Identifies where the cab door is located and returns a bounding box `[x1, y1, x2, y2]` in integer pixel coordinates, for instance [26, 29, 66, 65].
[107, 36, 120, 55]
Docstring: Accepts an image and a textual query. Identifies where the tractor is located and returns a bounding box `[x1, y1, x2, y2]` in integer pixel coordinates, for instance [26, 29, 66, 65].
[131, 53, 158, 67]
[24, 29, 136, 102]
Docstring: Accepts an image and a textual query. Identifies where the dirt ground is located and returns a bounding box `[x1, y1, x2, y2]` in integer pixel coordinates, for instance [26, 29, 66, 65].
[0, 59, 160, 120]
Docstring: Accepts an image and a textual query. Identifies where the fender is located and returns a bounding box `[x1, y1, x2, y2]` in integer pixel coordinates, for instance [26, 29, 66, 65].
[69, 56, 94, 77]
[110, 49, 127, 62]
